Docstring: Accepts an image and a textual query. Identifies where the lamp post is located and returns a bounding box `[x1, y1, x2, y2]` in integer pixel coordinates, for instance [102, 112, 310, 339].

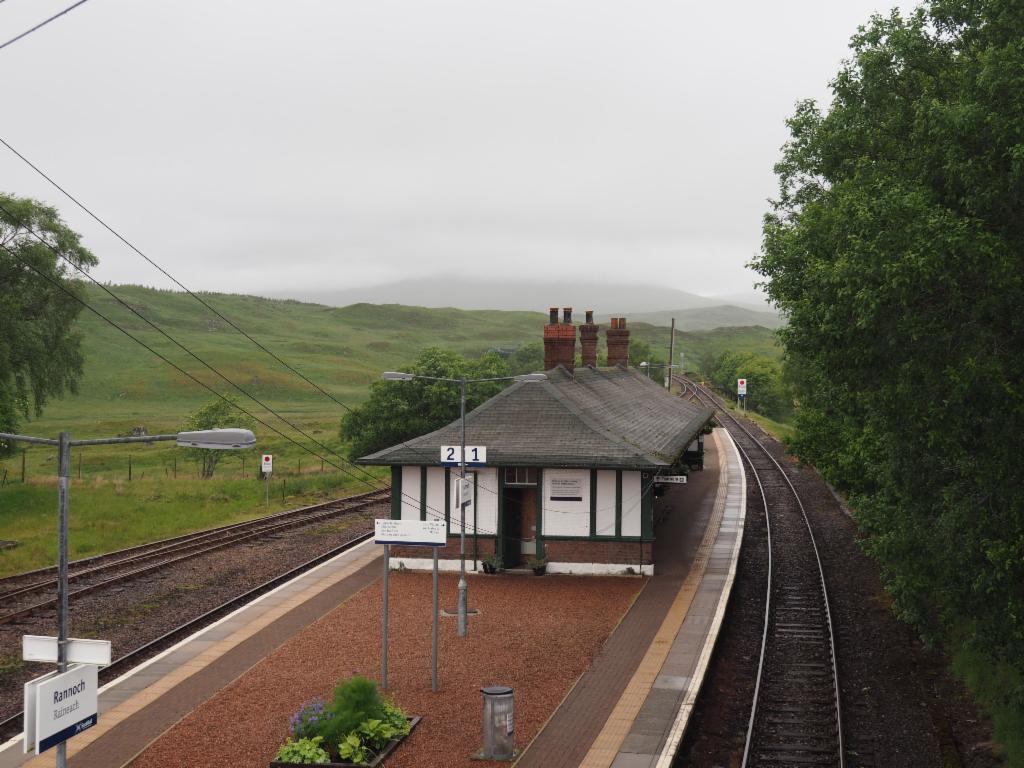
[0, 427, 255, 766]
[382, 370, 546, 636]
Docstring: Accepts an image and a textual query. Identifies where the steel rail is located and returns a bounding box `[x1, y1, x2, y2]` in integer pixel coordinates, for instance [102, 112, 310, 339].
[0, 525, 376, 743]
[0, 490, 387, 624]
[683, 377, 844, 768]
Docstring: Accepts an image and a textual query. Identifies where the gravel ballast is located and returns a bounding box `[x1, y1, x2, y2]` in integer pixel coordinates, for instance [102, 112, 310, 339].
[130, 570, 644, 768]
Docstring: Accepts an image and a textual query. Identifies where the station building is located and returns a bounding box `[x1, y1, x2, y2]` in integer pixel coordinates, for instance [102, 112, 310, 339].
[357, 308, 714, 575]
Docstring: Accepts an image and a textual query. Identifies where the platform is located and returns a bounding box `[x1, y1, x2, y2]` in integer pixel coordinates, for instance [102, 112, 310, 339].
[515, 427, 746, 768]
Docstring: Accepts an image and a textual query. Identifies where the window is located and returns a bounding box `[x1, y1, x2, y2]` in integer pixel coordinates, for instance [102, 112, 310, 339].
[504, 467, 538, 486]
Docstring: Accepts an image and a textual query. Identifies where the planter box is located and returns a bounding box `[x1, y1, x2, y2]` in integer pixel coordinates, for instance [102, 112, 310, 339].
[270, 717, 420, 768]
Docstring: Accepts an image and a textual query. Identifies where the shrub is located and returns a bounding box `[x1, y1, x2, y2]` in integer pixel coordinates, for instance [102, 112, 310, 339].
[318, 676, 386, 750]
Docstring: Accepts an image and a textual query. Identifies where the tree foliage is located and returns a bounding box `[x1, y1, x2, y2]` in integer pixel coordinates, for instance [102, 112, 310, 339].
[0, 194, 96, 451]
[753, 0, 1024, 733]
[182, 394, 255, 478]
[340, 347, 511, 460]
[707, 351, 790, 418]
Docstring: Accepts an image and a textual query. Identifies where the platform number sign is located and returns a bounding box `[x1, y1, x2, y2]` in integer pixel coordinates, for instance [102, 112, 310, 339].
[261, 454, 273, 474]
[440, 445, 487, 467]
[737, 378, 747, 395]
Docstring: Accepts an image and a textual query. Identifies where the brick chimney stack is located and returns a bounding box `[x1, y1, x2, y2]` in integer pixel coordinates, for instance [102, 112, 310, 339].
[544, 306, 577, 372]
[580, 310, 599, 367]
[606, 316, 630, 367]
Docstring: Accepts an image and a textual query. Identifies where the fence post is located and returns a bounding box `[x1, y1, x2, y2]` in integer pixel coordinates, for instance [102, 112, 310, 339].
[173, 457, 177, 479]
[241, 457, 245, 479]
[21, 449, 26, 483]
[128, 455, 132, 482]
[298, 458, 301, 475]
[78, 454, 82, 480]
[281, 479, 286, 502]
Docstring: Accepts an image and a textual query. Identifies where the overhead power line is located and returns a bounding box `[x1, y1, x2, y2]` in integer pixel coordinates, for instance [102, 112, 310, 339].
[0, 0, 90, 52]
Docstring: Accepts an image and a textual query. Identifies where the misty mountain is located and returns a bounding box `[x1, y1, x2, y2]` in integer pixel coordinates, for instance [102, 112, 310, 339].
[597, 306, 784, 331]
[270, 277, 773, 316]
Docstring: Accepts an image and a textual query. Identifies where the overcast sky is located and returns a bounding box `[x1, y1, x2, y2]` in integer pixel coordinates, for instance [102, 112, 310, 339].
[2, 0, 916, 302]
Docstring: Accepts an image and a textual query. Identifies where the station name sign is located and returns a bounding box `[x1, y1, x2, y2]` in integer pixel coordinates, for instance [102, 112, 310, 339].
[374, 518, 447, 547]
[24, 664, 98, 754]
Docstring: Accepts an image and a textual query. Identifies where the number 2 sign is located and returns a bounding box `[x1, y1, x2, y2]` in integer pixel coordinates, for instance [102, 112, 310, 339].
[440, 445, 487, 466]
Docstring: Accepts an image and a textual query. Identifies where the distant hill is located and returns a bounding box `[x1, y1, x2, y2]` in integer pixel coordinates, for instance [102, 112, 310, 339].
[597, 305, 783, 331]
[269, 276, 753, 314]
[29, 285, 780, 440]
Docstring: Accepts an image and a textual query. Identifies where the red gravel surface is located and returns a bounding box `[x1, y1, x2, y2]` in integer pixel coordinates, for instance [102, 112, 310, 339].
[130, 571, 644, 768]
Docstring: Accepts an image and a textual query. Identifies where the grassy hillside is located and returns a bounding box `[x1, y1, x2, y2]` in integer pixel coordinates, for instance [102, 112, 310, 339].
[599, 305, 783, 331]
[0, 285, 781, 575]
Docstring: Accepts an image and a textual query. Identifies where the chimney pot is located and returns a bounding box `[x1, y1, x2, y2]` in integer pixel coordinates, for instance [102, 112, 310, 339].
[549, 307, 559, 324]
[619, 317, 627, 328]
[563, 307, 573, 324]
[611, 317, 619, 329]
[585, 310, 594, 324]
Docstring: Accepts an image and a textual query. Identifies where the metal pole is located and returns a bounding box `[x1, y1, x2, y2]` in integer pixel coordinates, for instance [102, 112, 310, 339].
[432, 547, 439, 692]
[458, 378, 468, 637]
[382, 544, 389, 690]
[56, 432, 70, 768]
[265, 472, 269, 510]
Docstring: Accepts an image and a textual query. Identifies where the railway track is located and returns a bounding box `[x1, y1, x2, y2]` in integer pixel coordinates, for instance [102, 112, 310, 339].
[683, 378, 844, 768]
[0, 487, 388, 626]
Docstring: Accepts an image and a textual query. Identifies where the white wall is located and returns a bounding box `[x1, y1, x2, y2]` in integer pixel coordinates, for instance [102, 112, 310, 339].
[425, 467, 446, 525]
[400, 466, 420, 520]
[542, 468, 590, 537]
[621, 471, 642, 537]
[595, 470, 616, 536]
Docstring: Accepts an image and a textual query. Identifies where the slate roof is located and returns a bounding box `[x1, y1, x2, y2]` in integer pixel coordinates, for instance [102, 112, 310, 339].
[357, 366, 714, 470]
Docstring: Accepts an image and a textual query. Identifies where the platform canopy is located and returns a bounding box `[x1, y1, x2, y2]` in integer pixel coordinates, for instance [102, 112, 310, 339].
[357, 366, 714, 471]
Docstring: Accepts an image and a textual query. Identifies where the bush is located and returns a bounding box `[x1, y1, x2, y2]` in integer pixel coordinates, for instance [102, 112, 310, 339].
[319, 676, 386, 748]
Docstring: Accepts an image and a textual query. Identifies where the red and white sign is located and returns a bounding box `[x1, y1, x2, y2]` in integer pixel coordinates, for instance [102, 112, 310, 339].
[737, 378, 747, 395]
[261, 454, 273, 474]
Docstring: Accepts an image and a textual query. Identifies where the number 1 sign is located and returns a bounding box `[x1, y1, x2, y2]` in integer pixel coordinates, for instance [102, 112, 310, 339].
[440, 445, 487, 467]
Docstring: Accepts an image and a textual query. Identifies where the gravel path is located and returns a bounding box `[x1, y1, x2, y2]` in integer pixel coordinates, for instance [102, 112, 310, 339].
[129, 571, 644, 768]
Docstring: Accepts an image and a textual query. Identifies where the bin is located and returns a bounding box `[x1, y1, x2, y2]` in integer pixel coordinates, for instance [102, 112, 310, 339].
[479, 685, 515, 760]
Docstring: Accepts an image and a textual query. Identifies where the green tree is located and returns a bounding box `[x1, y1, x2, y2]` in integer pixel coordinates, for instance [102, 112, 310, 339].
[340, 347, 511, 460]
[508, 341, 544, 375]
[0, 194, 97, 452]
[752, 0, 1024, 751]
[183, 394, 256, 478]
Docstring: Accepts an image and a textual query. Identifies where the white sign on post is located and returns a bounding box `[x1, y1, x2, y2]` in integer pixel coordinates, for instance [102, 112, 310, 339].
[737, 378, 747, 395]
[23, 636, 111, 666]
[261, 454, 273, 474]
[440, 445, 487, 467]
[31, 664, 98, 754]
[456, 477, 474, 508]
[374, 518, 447, 547]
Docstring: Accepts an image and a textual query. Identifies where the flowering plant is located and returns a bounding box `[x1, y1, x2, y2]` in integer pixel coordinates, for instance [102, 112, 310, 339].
[289, 697, 327, 741]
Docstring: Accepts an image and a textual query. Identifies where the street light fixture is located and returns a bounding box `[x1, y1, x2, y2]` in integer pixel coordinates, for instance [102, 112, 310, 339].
[0, 427, 255, 768]
[382, 370, 546, 636]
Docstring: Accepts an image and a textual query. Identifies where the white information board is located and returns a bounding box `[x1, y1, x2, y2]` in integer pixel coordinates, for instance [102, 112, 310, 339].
[33, 664, 98, 754]
[737, 378, 747, 395]
[549, 475, 584, 501]
[261, 454, 273, 474]
[23, 636, 111, 666]
[654, 475, 688, 484]
[374, 518, 447, 547]
[440, 445, 487, 467]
